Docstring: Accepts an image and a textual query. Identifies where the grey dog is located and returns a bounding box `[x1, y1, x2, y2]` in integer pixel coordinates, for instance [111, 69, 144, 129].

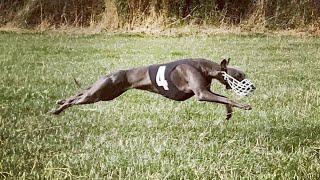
[51, 58, 254, 119]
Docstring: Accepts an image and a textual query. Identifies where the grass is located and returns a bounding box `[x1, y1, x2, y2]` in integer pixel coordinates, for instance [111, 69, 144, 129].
[0, 31, 320, 179]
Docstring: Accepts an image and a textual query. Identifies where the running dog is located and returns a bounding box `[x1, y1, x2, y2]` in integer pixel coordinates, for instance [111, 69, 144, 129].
[50, 58, 255, 119]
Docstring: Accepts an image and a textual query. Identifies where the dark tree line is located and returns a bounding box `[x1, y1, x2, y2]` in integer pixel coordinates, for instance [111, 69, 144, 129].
[0, 0, 319, 30]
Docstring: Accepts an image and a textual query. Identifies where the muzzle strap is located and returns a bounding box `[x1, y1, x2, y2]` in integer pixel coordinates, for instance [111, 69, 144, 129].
[222, 72, 254, 96]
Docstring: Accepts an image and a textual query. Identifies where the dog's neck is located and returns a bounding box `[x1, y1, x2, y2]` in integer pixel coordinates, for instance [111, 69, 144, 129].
[194, 60, 232, 87]
[197, 60, 222, 78]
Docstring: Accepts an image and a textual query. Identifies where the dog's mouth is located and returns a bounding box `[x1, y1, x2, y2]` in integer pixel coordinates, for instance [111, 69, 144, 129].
[222, 72, 255, 96]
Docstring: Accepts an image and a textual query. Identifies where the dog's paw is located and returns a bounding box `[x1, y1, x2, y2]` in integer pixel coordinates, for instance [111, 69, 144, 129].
[49, 109, 61, 115]
[243, 104, 252, 110]
[56, 99, 66, 105]
[226, 112, 232, 120]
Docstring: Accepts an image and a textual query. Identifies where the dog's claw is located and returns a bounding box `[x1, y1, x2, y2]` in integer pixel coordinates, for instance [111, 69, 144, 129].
[243, 105, 252, 110]
[49, 109, 61, 115]
[49, 110, 57, 115]
[226, 112, 232, 120]
[56, 99, 66, 105]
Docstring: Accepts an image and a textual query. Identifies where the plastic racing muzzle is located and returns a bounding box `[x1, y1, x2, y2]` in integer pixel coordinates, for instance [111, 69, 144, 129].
[222, 72, 255, 96]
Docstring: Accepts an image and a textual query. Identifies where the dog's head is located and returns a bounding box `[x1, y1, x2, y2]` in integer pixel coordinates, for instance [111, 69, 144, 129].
[218, 58, 256, 95]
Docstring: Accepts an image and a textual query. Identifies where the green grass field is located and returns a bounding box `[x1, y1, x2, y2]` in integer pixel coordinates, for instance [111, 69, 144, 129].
[1, 31, 320, 179]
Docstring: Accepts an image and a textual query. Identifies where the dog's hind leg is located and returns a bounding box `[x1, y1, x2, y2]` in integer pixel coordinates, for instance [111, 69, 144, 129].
[51, 70, 130, 115]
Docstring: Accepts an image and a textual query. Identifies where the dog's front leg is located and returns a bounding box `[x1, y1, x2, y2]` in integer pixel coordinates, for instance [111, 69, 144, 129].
[195, 90, 252, 110]
[226, 104, 233, 120]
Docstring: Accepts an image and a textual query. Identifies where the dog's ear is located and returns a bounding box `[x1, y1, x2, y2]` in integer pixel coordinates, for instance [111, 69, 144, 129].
[220, 58, 229, 71]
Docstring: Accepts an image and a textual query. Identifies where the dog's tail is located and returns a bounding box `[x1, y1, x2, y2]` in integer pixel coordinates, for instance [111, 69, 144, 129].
[73, 77, 82, 88]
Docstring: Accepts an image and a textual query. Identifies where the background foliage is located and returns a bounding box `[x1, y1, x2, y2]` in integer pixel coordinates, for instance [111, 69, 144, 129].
[0, 0, 319, 30]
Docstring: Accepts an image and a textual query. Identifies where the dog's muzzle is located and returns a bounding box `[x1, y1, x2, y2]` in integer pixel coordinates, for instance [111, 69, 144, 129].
[222, 72, 255, 96]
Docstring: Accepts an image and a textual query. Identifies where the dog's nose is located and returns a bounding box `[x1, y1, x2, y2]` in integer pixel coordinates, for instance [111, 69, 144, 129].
[251, 85, 256, 91]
